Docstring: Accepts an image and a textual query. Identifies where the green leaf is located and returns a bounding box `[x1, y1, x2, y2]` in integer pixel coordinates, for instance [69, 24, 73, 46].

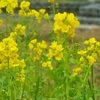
[89, 97, 93, 100]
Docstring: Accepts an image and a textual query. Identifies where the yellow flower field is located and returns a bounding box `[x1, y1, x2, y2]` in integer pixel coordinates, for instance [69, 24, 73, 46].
[0, 0, 100, 100]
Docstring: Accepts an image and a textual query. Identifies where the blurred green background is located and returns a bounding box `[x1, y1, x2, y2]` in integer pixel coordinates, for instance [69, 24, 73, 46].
[28, 0, 88, 3]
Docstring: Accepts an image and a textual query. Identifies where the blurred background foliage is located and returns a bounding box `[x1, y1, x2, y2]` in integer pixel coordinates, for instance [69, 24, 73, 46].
[27, 0, 88, 3]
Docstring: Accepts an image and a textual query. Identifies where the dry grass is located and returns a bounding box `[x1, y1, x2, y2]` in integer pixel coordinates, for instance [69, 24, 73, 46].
[76, 28, 100, 42]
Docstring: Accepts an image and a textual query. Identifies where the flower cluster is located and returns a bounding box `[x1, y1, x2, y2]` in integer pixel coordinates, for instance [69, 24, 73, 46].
[78, 37, 100, 66]
[0, 0, 99, 99]
[0, 36, 26, 82]
[29, 40, 63, 70]
[0, 19, 3, 26]
[72, 67, 82, 76]
[14, 24, 26, 35]
[29, 39, 53, 70]
[46, 41, 64, 61]
[42, 61, 53, 71]
[48, 0, 54, 3]
[19, 0, 30, 16]
[19, 1, 49, 23]
[16, 59, 26, 83]
[0, 0, 18, 15]
[9, 24, 26, 39]
[54, 12, 80, 39]
[29, 39, 47, 62]
[42, 41, 63, 70]
[72, 37, 100, 76]
[0, 37, 18, 69]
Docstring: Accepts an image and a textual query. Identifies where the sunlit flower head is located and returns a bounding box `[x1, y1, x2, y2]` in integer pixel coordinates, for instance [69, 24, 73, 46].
[0, 19, 3, 26]
[48, 0, 54, 3]
[54, 12, 80, 39]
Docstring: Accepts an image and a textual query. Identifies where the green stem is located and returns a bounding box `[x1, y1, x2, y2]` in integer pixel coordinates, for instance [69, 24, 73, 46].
[7, 57, 11, 100]
[14, 87, 17, 100]
[5, 13, 9, 35]
[20, 83, 23, 99]
[34, 64, 41, 100]
[82, 66, 90, 88]
[64, 49, 69, 100]
[81, 66, 90, 100]
[66, 68, 69, 100]
[52, 3, 56, 16]
[91, 65, 95, 100]
[35, 77, 40, 100]
[8, 80, 11, 100]
[82, 87, 86, 100]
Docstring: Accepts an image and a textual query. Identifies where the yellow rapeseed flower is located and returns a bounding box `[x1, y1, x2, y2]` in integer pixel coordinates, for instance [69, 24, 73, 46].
[78, 37, 100, 67]
[0, 0, 18, 15]
[42, 62, 47, 68]
[16, 73, 25, 83]
[54, 12, 67, 21]
[47, 61, 53, 70]
[54, 12, 80, 38]
[89, 37, 96, 44]
[10, 32, 17, 39]
[39, 9, 46, 15]
[54, 52, 63, 61]
[78, 50, 87, 55]
[47, 41, 63, 60]
[46, 49, 54, 60]
[29, 39, 47, 62]
[28, 43, 34, 50]
[72, 67, 82, 76]
[6, 5, 14, 15]
[0, 1, 7, 8]
[19, 0, 30, 16]
[48, 0, 54, 3]
[19, 59, 26, 68]
[72, 72, 78, 76]
[75, 67, 82, 73]
[44, 13, 50, 22]
[31, 39, 37, 44]
[50, 41, 57, 50]
[14, 24, 26, 35]
[0, 19, 3, 26]
[42, 61, 53, 70]
[0, 36, 26, 69]
[54, 45, 63, 60]
[87, 55, 96, 65]
[67, 13, 80, 28]
[20, 1, 30, 10]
